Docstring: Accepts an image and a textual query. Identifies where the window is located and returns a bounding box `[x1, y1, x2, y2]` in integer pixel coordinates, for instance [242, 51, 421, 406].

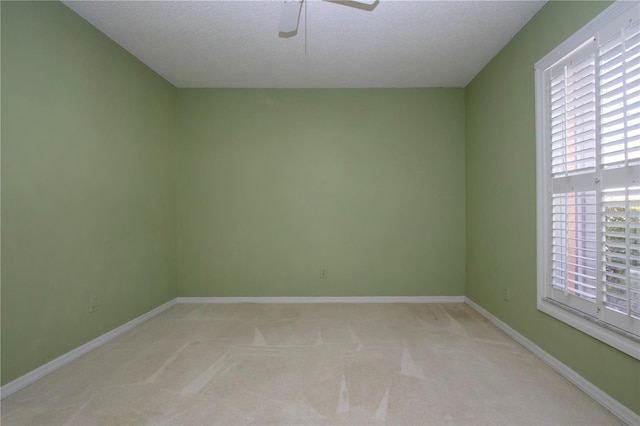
[535, 0, 640, 359]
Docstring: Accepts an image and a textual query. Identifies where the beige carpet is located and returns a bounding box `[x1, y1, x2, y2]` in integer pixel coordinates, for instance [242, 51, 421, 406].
[1, 303, 621, 425]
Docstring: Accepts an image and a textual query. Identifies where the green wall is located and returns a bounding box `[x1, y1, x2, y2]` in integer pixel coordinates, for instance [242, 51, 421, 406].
[1, 2, 177, 384]
[176, 89, 465, 297]
[465, 0, 639, 414]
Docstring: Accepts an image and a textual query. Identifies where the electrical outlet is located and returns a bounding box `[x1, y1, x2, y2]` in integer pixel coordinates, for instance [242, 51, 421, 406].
[320, 268, 328, 279]
[503, 288, 510, 302]
[88, 296, 98, 313]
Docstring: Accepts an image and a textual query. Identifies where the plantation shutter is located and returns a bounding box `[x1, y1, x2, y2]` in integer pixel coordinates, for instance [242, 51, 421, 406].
[545, 11, 640, 337]
[547, 38, 600, 317]
[598, 17, 640, 334]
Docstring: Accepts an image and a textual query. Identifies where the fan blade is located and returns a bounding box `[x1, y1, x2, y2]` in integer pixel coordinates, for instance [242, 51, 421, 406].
[351, 0, 376, 4]
[279, 0, 303, 34]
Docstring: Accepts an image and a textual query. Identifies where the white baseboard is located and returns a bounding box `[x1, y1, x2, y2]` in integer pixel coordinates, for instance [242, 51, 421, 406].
[0, 298, 177, 400]
[176, 296, 465, 304]
[465, 298, 639, 426]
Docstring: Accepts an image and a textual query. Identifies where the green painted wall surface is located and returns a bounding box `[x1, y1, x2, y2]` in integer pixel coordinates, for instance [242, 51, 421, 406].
[1, 2, 177, 384]
[465, 0, 639, 414]
[177, 89, 465, 297]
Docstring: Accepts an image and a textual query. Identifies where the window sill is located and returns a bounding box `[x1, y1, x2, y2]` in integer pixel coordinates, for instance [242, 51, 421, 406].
[538, 298, 640, 360]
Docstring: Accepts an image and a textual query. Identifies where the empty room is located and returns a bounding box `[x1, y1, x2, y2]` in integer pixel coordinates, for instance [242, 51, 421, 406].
[1, 0, 639, 424]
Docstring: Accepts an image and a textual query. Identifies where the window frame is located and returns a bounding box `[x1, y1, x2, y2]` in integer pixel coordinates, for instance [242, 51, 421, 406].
[535, 0, 640, 360]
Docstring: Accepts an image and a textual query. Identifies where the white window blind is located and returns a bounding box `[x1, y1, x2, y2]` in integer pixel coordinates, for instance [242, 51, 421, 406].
[536, 1, 640, 356]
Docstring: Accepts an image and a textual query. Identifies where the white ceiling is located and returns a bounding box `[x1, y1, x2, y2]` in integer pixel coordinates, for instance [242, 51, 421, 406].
[62, 0, 546, 88]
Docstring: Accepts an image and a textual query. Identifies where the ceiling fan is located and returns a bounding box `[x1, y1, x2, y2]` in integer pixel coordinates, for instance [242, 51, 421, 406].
[279, 0, 377, 35]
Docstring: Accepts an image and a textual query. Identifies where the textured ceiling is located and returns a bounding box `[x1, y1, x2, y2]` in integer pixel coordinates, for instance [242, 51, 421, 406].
[62, 0, 546, 88]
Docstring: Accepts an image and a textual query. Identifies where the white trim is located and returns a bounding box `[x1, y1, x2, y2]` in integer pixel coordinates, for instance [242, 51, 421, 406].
[0, 298, 177, 400]
[465, 298, 640, 426]
[535, 61, 549, 323]
[176, 296, 465, 304]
